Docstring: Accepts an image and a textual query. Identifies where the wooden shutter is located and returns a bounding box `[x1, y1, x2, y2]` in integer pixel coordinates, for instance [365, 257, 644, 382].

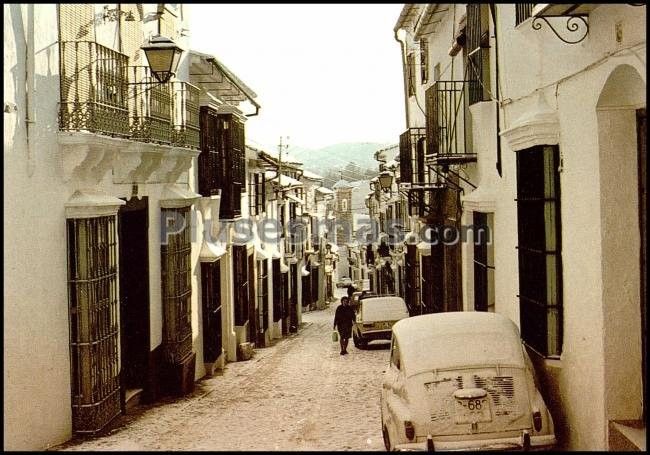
[425, 83, 439, 158]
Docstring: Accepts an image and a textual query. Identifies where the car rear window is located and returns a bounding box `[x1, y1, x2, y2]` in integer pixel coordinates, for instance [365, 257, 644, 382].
[402, 331, 524, 374]
[361, 297, 409, 322]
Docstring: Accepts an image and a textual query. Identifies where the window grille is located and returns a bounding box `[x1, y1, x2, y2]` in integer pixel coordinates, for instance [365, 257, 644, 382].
[425, 81, 475, 164]
[59, 41, 130, 137]
[399, 127, 427, 185]
[67, 215, 121, 434]
[405, 244, 421, 315]
[199, 109, 245, 218]
[233, 245, 249, 326]
[466, 3, 491, 105]
[282, 272, 290, 335]
[473, 212, 494, 312]
[515, 4, 534, 26]
[248, 173, 266, 216]
[310, 265, 319, 305]
[420, 38, 429, 84]
[258, 259, 269, 332]
[516, 145, 563, 357]
[407, 52, 416, 97]
[201, 260, 222, 363]
[172, 82, 200, 149]
[272, 259, 283, 322]
[128, 65, 172, 144]
[161, 207, 193, 364]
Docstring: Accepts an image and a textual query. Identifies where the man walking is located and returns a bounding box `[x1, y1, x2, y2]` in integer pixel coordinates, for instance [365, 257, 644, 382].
[333, 296, 356, 355]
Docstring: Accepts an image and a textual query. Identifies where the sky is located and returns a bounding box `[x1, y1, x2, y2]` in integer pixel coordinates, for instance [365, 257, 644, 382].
[188, 4, 406, 151]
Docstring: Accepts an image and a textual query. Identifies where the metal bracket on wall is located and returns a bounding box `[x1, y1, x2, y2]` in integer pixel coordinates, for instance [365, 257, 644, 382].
[531, 15, 589, 45]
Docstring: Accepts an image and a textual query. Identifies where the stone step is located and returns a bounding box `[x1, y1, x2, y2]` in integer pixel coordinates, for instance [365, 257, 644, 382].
[609, 420, 645, 451]
[124, 388, 143, 414]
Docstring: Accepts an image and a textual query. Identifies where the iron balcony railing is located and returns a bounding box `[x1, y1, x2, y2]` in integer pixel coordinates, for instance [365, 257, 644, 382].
[129, 66, 173, 145]
[59, 41, 199, 149]
[59, 41, 130, 137]
[172, 82, 200, 149]
[398, 127, 427, 185]
[425, 81, 476, 166]
[515, 4, 535, 26]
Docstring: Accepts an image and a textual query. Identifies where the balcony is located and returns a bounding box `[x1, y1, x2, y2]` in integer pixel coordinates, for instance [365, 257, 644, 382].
[425, 80, 476, 167]
[58, 41, 200, 186]
[172, 82, 200, 149]
[398, 127, 426, 185]
[128, 66, 172, 145]
[59, 41, 129, 138]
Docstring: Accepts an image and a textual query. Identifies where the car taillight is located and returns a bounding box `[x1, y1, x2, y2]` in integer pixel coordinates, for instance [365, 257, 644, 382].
[404, 420, 415, 440]
[532, 409, 542, 432]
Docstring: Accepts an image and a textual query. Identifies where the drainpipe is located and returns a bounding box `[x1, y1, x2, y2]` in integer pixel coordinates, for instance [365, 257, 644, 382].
[394, 29, 411, 129]
[26, 4, 35, 176]
[489, 3, 503, 177]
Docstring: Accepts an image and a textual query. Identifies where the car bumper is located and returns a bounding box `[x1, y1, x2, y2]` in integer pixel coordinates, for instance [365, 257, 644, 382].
[358, 329, 392, 341]
[393, 434, 556, 451]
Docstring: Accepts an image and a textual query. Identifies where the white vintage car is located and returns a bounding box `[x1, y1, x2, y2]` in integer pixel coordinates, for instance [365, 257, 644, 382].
[380, 312, 556, 451]
[353, 296, 410, 349]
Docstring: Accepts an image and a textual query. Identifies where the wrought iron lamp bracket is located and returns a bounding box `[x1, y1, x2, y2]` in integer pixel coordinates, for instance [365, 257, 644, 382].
[531, 15, 589, 45]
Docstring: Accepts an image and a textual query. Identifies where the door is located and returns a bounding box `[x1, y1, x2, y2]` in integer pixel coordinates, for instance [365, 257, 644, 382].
[247, 253, 256, 343]
[638, 108, 646, 418]
[290, 263, 298, 332]
[201, 261, 222, 363]
[118, 197, 150, 397]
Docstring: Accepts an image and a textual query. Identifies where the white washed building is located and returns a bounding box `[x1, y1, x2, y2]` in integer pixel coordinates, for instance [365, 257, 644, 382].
[393, 3, 646, 450]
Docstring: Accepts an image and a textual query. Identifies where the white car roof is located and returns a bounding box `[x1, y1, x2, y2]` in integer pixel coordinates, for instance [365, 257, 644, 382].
[392, 312, 525, 376]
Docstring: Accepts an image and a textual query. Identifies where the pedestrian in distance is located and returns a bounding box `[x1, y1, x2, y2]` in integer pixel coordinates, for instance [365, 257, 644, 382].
[346, 282, 356, 299]
[333, 296, 356, 355]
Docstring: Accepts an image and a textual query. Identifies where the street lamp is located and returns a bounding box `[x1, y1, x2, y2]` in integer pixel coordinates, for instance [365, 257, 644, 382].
[141, 35, 183, 83]
[378, 171, 394, 193]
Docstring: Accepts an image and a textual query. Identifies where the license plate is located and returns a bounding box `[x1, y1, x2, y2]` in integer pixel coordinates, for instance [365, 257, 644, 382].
[453, 397, 492, 424]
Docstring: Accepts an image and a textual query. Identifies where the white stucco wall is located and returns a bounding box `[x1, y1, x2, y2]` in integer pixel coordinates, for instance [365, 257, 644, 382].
[4, 3, 205, 450]
[495, 4, 646, 450]
[4, 4, 73, 450]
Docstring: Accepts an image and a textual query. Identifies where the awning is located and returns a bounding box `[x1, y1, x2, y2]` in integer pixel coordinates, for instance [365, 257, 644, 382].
[265, 171, 302, 188]
[285, 194, 304, 205]
[301, 266, 310, 277]
[160, 184, 201, 209]
[316, 186, 334, 195]
[199, 239, 227, 262]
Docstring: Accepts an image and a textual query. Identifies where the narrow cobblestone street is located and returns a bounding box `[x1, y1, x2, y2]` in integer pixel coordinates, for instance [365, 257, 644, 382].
[55, 292, 390, 451]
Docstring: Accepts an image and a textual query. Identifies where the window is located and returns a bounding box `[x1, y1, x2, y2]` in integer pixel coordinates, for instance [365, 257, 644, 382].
[249, 172, 266, 216]
[199, 109, 245, 218]
[258, 259, 269, 333]
[405, 244, 420, 315]
[515, 4, 534, 26]
[161, 207, 193, 364]
[466, 3, 491, 105]
[390, 338, 401, 369]
[473, 212, 495, 312]
[233, 245, 249, 326]
[341, 198, 348, 212]
[516, 145, 563, 357]
[420, 38, 429, 84]
[67, 215, 121, 434]
[407, 52, 416, 97]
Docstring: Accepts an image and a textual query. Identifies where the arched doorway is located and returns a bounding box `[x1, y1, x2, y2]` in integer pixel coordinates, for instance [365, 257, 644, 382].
[596, 64, 646, 425]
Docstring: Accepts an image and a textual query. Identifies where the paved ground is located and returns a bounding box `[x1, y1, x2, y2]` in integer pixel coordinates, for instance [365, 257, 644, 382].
[55, 290, 391, 451]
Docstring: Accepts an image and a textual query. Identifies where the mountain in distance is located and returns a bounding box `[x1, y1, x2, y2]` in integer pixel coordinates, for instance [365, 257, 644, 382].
[287, 142, 390, 183]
